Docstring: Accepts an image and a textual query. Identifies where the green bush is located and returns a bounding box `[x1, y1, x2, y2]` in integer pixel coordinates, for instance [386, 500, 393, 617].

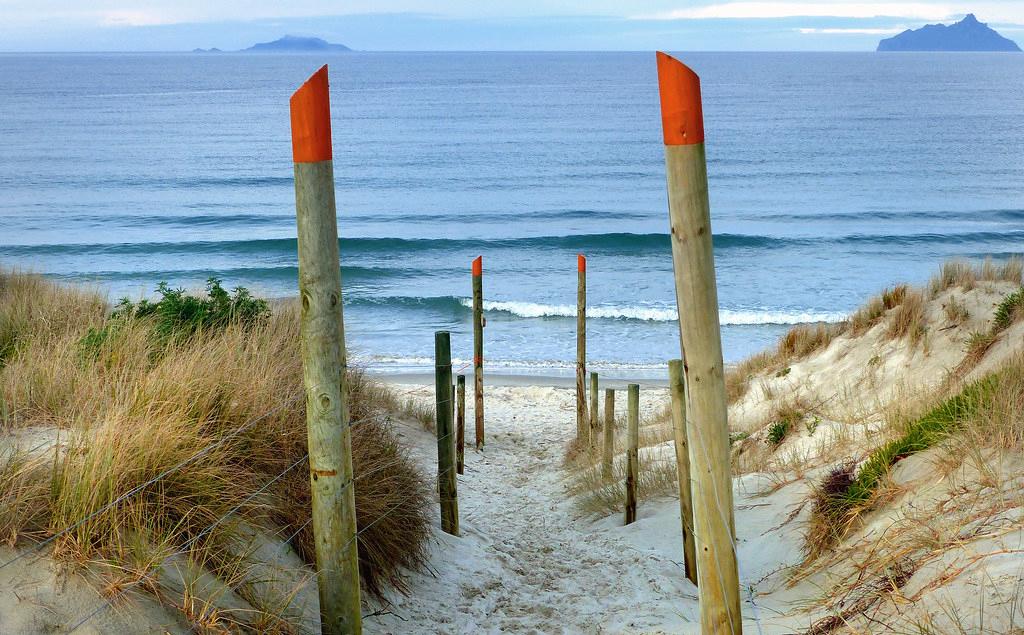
[81, 278, 268, 358]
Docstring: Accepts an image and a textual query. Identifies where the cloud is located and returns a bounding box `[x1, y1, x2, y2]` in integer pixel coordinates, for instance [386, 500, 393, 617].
[100, 10, 182, 26]
[797, 26, 907, 34]
[636, 2, 953, 20]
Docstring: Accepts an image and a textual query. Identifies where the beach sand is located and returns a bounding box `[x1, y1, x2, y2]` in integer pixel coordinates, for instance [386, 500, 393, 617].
[363, 379, 806, 634]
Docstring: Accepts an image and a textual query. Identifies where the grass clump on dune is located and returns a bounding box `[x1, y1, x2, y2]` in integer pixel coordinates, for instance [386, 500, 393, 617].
[992, 287, 1024, 333]
[0, 270, 432, 624]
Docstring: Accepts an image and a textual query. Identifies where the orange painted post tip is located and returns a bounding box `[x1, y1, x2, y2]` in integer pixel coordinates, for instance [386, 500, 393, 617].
[578, 254, 586, 272]
[472, 256, 482, 276]
[656, 52, 704, 146]
[290, 65, 333, 163]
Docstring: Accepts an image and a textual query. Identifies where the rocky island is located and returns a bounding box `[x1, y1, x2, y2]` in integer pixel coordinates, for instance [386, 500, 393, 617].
[244, 35, 351, 53]
[878, 14, 1021, 51]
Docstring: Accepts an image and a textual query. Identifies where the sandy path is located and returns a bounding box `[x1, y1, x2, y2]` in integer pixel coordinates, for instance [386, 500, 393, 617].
[367, 384, 699, 634]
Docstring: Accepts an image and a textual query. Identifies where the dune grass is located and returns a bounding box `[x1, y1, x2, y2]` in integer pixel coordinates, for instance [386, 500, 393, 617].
[804, 369, 1003, 557]
[726, 258, 1024, 405]
[0, 270, 433, 625]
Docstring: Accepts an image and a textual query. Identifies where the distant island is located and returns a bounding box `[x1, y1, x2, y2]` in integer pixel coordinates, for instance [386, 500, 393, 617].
[877, 14, 1021, 51]
[192, 36, 352, 54]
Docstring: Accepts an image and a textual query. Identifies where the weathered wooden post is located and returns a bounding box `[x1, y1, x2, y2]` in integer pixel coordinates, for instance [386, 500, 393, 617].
[290, 64, 362, 635]
[669, 359, 698, 585]
[589, 371, 599, 447]
[472, 256, 485, 450]
[658, 51, 742, 634]
[434, 331, 459, 536]
[625, 383, 639, 525]
[576, 254, 588, 443]
[456, 374, 466, 475]
[602, 389, 615, 480]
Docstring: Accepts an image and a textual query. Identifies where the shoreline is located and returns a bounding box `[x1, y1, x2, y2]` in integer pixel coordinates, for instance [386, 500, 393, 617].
[373, 370, 670, 389]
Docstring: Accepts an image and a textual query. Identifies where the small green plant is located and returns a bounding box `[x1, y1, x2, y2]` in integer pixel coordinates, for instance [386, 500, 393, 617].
[766, 420, 790, 447]
[805, 416, 821, 435]
[729, 431, 750, 446]
[775, 367, 791, 378]
[992, 287, 1024, 333]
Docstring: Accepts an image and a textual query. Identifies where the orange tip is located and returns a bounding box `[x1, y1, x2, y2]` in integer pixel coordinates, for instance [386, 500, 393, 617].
[472, 256, 482, 276]
[290, 65, 333, 163]
[656, 52, 704, 146]
[577, 254, 586, 273]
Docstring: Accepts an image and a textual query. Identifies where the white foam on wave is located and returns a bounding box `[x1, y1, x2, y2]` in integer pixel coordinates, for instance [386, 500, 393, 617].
[458, 298, 846, 325]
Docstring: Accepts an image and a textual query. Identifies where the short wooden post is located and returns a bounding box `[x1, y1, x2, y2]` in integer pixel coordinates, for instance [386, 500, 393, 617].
[290, 65, 362, 635]
[434, 331, 459, 536]
[589, 372, 599, 447]
[472, 256, 485, 450]
[602, 389, 615, 480]
[624, 383, 639, 525]
[669, 359, 698, 585]
[658, 51, 742, 634]
[456, 375, 466, 475]
[576, 254, 588, 443]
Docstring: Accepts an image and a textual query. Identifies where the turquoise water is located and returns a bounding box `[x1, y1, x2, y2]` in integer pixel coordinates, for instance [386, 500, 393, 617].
[1, 52, 1022, 376]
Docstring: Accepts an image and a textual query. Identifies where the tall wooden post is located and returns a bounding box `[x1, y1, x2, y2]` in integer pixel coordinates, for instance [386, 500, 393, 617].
[472, 256, 485, 450]
[658, 51, 742, 634]
[456, 375, 466, 475]
[602, 389, 615, 480]
[290, 65, 362, 635]
[435, 332, 459, 536]
[589, 372, 599, 447]
[669, 359, 698, 585]
[576, 254, 588, 443]
[624, 383, 639, 525]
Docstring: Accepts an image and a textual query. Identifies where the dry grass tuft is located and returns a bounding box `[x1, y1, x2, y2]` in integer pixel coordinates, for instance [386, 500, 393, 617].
[885, 288, 926, 345]
[804, 461, 858, 559]
[0, 271, 432, 622]
[929, 257, 1023, 296]
[778, 322, 845, 359]
[849, 284, 907, 335]
[942, 294, 969, 324]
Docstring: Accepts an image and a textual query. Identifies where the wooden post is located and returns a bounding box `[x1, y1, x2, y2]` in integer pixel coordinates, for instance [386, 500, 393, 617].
[472, 256, 485, 450]
[576, 254, 588, 443]
[669, 359, 698, 585]
[602, 389, 615, 480]
[624, 383, 639, 525]
[434, 331, 459, 536]
[456, 375, 466, 475]
[658, 51, 742, 634]
[589, 371, 599, 447]
[290, 65, 362, 635]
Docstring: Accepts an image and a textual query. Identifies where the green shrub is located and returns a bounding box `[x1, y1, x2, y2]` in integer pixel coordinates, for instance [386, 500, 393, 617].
[81, 278, 268, 358]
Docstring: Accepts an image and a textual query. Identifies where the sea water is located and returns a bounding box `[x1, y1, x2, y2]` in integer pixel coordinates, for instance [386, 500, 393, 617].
[1, 52, 1022, 377]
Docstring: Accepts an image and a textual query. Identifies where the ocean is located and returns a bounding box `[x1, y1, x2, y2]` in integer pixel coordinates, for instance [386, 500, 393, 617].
[1, 52, 1022, 378]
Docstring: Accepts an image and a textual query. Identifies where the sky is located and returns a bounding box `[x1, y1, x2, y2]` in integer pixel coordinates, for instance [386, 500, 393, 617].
[1, 1, 1023, 51]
